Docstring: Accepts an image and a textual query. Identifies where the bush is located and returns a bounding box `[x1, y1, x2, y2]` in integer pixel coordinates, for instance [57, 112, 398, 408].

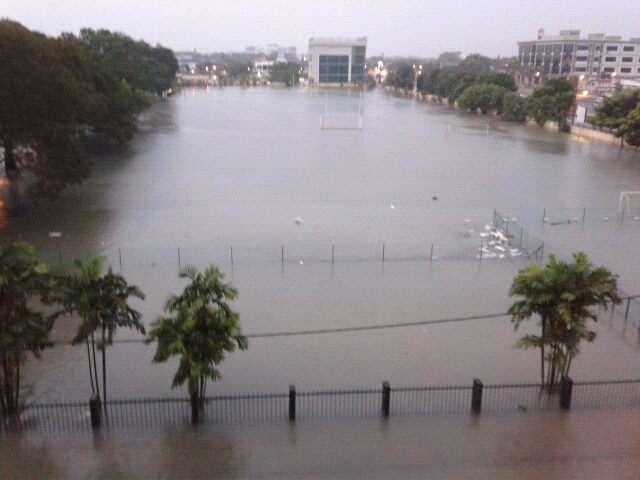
[457, 84, 507, 114]
[502, 92, 526, 122]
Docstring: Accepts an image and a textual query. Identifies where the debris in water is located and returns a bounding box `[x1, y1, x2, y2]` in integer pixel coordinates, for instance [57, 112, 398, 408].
[390, 204, 395, 209]
[432, 196, 438, 201]
[49, 232, 62, 238]
[464, 219, 471, 223]
[294, 216, 302, 225]
[543, 217, 549, 223]
[511, 217, 517, 222]
[299, 260, 304, 265]
[603, 216, 609, 222]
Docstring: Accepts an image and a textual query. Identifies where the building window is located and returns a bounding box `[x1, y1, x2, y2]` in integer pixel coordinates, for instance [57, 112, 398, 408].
[620, 67, 632, 73]
[606, 45, 618, 51]
[576, 45, 589, 51]
[623, 46, 635, 52]
[592, 67, 599, 73]
[574, 67, 587, 72]
[605, 56, 617, 62]
[622, 57, 633, 62]
[593, 56, 601, 62]
[575, 56, 588, 61]
[318, 55, 349, 83]
[603, 67, 615, 73]
[595, 45, 602, 51]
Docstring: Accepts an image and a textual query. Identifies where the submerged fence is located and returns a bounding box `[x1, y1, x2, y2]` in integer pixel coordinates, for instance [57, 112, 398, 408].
[3, 377, 640, 435]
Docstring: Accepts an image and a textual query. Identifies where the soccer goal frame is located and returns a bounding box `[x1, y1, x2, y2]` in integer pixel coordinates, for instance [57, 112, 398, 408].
[619, 191, 640, 215]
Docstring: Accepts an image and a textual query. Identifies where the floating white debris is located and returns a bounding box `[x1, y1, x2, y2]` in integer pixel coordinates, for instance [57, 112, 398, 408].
[294, 216, 302, 225]
[510, 251, 522, 257]
[467, 228, 474, 234]
[509, 248, 519, 254]
[299, 260, 304, 265]
[49, 232, 62, 238]
[488, 240, 495, 246]
[485, 224, 493, 231]
[572, 217, 580, 222]
[511, 217, 517, 222]
[499, 254, 505, 259]
[495, 245, 506, 252]
[603, 216, 609, 222]
[464, 219, 471, 223]
[635, 216, 640, 221]
[543, 217, 549, 223]
[479, 232, 489, 237]
[390, 204, 395, 209]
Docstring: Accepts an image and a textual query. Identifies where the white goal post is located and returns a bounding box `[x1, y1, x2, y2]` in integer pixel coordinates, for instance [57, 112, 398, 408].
[619, 191, 640, 215]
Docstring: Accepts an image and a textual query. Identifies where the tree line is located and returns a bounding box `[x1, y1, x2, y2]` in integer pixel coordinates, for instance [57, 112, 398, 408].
[0, 21, 178, 199]
[0, 241, 618, 422]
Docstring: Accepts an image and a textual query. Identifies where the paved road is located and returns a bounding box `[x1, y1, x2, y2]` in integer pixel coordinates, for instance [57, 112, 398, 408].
[2, 408, 640, 479]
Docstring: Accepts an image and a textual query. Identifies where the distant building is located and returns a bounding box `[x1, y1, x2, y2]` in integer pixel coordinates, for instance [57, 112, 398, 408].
[438, 51, 462, 69]
[307, 37, 367, 84]
[254, 60, 275, 79]
[518, 29, 640, 80]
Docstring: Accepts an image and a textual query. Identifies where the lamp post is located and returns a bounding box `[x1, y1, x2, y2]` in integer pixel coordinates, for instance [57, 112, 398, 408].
[412, 64, 423, 95]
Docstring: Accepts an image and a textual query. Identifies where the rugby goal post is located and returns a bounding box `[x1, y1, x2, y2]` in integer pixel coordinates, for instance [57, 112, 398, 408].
[619, 191, 640, 215]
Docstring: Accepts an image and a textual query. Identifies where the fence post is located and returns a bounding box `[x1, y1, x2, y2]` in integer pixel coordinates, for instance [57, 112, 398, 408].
[89, 395, 101, 430]
[582, 208, 586, 225]
[191, 396, 200, 424]
[625, 297, 632, 320]
[382, 243, 385, 263]
[331, 244, 335, 264]
[289, 385, 296, 422]
[559, 376, 573, 410]
[542, 208, 546, 226]
[281, 245, 284, 264]
[230, 246, 234, 267]
[177, 247, 181, 268]
[430, 242, 434, 263]
[118, 248, 122, 271]
[519, 227, 523, 247]
[471, 379, 483, 414]
[382, 381, 390, 417]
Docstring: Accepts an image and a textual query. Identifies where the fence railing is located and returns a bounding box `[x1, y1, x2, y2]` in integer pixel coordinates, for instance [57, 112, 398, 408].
[3, 377, 640, 435]
[493, 210, 545, 260]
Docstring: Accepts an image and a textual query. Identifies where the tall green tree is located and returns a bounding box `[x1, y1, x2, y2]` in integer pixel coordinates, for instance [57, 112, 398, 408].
[147, 266, 247, 421]
[59, 257, 144, 405]
[509, 253, 620, 389]
[526, 78, 575, 130]
[457, 84, 507, 114]
[502, 92, 527, 122]
[590, 91, 640, 147]
[619, 103, 640, 147]
[0, 243, 55, 416]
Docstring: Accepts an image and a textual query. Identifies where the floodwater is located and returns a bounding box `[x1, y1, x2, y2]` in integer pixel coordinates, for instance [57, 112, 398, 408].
[2, 87, 640, 401]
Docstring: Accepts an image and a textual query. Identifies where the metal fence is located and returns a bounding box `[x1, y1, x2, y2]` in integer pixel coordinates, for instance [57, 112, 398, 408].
[493, 210, 545, 259]
[3, 378, 640, 435]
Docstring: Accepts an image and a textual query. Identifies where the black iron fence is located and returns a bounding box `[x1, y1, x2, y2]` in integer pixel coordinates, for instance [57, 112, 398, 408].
[3, 377, 640, 435]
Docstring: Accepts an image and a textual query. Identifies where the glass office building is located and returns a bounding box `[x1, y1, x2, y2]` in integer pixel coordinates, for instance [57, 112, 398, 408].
[308, 37, 367, 84]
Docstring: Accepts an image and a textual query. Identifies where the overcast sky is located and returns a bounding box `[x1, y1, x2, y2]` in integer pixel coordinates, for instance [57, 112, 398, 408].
[3, 0, 640, 58]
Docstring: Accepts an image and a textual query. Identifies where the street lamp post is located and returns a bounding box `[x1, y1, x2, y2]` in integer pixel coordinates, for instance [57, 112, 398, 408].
[412, 64, 423, 95]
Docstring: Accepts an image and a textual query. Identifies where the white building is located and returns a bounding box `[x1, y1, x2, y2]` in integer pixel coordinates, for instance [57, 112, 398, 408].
[518, 29, 640, 80]
[307, 37, 367, 84]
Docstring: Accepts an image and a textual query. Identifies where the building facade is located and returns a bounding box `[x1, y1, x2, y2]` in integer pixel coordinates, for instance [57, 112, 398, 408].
[308, 37, 367, 84]
[518, 29, 640, 80]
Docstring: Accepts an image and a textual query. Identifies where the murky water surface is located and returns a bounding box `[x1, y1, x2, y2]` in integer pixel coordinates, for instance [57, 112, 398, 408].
[2, 87, 640, 400]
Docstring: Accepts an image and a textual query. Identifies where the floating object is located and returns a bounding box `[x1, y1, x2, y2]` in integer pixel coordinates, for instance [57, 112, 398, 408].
[510, 251, 522, 257]
[294, 216, 302, 225]
[511, 217, 517, 222]
[603, 216, 609, 222]
[49, 232, 62, 238]
[485, 224, 493, 231]
[495, 245, 506, 252]
[572, 217, 580, 222]
[550, 220, 571, 226]
[498, 254, 505, 259]
[299, 260, 304, 265]
[464, 219, 471, 223]
[543, 217, 549, 223]
[479, 232, 489, 237]
[390, 204, 395, 209]
[509, 248, 519, 254]
[432, 196, 438, 201]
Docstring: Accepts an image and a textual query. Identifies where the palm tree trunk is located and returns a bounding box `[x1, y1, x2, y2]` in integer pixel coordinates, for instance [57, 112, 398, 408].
[540, 319, 546, 385]
[3, 139, 18, 178]
[91, 332, 100, 401]
[101, 326, 107, 406]
[14, 361, 19, 410]
[86, 339, 95, 395]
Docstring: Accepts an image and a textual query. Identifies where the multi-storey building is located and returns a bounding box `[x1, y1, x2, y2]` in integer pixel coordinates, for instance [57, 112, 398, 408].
[518, 29, 640, 80]
[307, 37, 367, 84]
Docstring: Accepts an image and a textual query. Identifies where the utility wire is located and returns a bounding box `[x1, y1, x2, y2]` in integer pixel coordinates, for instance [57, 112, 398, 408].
[50, 312, 512, 345]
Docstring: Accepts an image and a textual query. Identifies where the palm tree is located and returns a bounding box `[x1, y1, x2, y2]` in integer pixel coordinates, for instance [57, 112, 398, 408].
[0, 242, 55, 417]
[147, 266, 247, 423]
[509, 252, 620, 390]
[60, 256, 145, 405]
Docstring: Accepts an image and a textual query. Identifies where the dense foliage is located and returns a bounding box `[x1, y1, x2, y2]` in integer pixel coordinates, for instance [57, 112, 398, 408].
[457, 84, 507, 114]
[525, 78, 575, 130]
[270, 62, 301, 85]
[0, 243, 55, 415]
[0, 21, 177, 199]
[590, 90, 640, 147]
[501, 92, 527, 122]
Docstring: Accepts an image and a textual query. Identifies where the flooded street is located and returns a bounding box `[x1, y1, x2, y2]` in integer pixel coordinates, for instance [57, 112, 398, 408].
[1, 87, 640, 400]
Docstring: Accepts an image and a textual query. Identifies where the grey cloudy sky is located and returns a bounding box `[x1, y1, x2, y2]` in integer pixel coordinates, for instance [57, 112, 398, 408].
[3, 0, 640, 57]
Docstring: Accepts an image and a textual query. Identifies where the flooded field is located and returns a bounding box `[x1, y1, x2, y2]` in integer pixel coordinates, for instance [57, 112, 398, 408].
[1, 87, 640, 400]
